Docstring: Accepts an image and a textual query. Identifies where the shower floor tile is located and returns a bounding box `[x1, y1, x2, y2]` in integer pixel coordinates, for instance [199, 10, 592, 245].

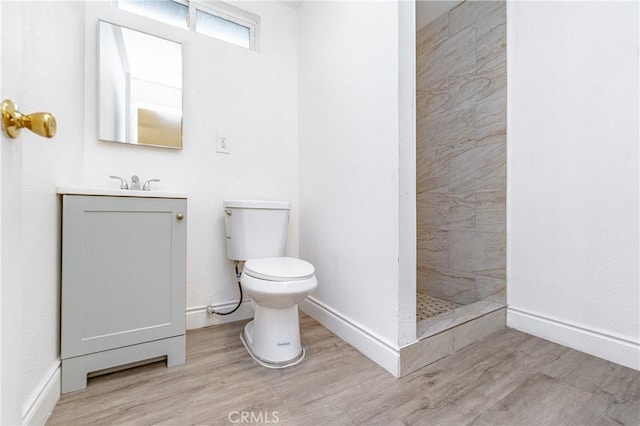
[417, 293, 462, 320]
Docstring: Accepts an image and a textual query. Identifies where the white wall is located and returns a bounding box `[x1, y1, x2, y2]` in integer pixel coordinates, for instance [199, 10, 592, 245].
[507, 1, 640, 370]
[1, 3, 27, 423]
[15, 0, 299, 422]
[83, 2, 299, 324]
[19, 2, 86, 422]
[298, 0, 416, 375]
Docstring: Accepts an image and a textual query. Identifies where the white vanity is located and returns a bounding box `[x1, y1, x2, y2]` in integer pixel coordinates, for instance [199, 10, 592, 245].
[57, 188, 187, 393]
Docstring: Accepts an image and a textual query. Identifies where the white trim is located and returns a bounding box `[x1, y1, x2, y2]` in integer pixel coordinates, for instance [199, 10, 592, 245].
[300, 297, 401, 377]
[22, 362, 60, 426]
[507, 307, 640, 371]
[186, 300, 253, 330]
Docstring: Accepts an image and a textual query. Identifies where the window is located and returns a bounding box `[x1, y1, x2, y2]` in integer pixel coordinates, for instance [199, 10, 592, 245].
[116, 0, 259, 50]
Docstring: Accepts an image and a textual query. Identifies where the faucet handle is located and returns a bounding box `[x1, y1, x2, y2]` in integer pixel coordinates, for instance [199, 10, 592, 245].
[142, 179, 161, 191]
[109, 175, 129, 190]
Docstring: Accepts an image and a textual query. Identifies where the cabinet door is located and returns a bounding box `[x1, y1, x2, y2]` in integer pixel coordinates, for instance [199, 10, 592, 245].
[61, 195, 186, 359]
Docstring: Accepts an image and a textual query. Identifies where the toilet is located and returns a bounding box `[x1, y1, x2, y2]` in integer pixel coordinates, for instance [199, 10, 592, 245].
[223, 200, 317, 368]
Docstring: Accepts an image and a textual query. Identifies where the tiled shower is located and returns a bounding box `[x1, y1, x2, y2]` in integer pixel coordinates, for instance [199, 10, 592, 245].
[416, 1, 506, 328]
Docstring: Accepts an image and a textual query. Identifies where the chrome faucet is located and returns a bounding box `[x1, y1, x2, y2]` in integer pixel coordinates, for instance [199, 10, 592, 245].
[130, 175, 141, 190]
[109, 175, 160, 191]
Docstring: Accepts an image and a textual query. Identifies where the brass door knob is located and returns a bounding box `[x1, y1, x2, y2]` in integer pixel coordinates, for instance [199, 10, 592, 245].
[1, 99, 57, 139]
[176, 213, 184, 220]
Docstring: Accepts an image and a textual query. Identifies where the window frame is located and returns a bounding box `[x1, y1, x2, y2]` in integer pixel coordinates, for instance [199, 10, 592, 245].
[115, 0, 260, 51]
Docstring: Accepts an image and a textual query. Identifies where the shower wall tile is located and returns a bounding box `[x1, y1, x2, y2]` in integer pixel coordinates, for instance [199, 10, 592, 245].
[417, 230, 449, 270]
[416, 140, 449, 193]
[476, 2, 506, 40]
[417, 84, 449, 117]
[449, 231, 506, 274]
[476, 208, 505, 233]
[417, 266, 476, 305]
[476, 275, 506, 304]
[476, 88, 507, 147]
[421, 102, 476, 150]
[476, 9, 506, 63]
[417, 0, 506, 305]
[416, 14, 449, 90]
[418, 192, 475, 231]
[448, 143, 506, 194]
[448, 73, 493, 109]
[476, 190, 506, 210]
[449, 0, 504, 36]
[422, 25, 476, 90]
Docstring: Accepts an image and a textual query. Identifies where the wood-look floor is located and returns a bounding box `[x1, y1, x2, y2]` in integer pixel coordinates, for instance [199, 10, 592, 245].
[48, 315, 640, 425]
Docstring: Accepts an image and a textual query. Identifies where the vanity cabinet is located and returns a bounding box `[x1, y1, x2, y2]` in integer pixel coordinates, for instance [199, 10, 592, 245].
[59, 193, 187, 393]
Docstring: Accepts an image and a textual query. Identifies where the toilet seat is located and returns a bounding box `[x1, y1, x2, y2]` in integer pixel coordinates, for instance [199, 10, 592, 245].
[244, 257, 315, 282]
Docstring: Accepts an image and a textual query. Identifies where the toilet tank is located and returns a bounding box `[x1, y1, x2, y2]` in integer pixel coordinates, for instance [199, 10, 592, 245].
[223, 200, 290, 261]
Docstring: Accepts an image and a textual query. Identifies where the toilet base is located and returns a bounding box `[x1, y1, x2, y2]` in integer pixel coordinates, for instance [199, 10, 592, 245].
[240, 320, 305, 369]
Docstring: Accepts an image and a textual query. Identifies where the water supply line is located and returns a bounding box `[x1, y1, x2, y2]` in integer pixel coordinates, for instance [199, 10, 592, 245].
[207, 261, 244, 316]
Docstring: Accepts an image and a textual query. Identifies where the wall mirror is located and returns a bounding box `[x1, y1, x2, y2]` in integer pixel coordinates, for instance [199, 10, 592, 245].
[99, 21, 183, 149]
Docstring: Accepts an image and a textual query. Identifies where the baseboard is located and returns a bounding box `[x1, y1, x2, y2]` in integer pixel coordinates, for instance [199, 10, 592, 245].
[22, 361, 61, 426]
[186, 299, 253, 330]
[300, 297, 401, 377]
[507, 307, 640, 371]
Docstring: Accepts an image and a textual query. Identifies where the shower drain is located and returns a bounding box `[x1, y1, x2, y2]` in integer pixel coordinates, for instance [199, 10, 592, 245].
[417, 293, 462, 320]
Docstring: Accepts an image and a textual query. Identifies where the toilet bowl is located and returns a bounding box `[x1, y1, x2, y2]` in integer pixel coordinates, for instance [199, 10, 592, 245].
[223, 200, 317, 368]
[240, 257, 317, 367]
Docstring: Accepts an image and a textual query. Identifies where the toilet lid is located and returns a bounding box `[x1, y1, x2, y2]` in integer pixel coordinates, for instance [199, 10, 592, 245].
[243, 257, 315, 282]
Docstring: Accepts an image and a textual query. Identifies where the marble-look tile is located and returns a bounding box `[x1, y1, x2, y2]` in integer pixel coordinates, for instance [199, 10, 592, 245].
[417, 84, 449, 117]
[476, 190, 505, 210]
[449, 142, 506, 193]
[416, 140, 449, 193]
[417, 266, 476, 305]
[453, 308, 505, 351]
[417, 230, 449, 270]
[420, 104, 476, 149]
[476, 87, 507, 147]
[418, 192, 475, 231]
[400, 330, 453, 376]
[449, 231, 506, 274]
[417, 0, 506, 304]
[448, 73, 493, 109]
[477, 42, 506, 78]
[417, 300, 505, 339]
[416, 13, 449, 83]
[420, 25, 476, 91]
[475, 1, 506, 40]
[475, 275, 506, 303]
[478, 267, 506, 281]
[476, 4, 506, 69]
[476, 208, 505, 232]
[449, 0, 504, 36]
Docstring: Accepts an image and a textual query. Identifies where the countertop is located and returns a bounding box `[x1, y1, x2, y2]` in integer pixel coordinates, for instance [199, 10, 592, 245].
[57, 186, 187, 199]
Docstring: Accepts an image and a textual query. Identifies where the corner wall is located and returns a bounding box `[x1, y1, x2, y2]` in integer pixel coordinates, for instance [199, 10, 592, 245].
[298, 0, 416, 375]
[507, 1, 640, 370]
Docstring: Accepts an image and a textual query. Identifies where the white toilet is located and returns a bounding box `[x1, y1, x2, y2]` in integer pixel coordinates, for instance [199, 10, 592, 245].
[223, 200, 317, 368]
